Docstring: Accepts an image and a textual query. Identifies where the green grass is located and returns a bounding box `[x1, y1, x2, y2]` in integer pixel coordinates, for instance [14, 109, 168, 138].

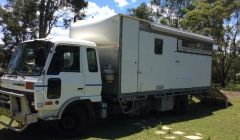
[213, 83, 240, 91]
[0, 98, 240, 140]
[223, 84, 240, 91]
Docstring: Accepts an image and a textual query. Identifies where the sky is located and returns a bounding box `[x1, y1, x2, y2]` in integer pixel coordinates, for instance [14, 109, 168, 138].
[0, 0, 149, 44]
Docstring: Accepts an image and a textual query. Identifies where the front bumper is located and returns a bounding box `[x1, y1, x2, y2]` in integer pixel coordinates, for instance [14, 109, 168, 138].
[0, 89, 38, 132]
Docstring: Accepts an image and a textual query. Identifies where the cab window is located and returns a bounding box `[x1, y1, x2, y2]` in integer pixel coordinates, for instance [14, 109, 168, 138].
[47, 45, 80, 75]
[87, 48, 98, 72]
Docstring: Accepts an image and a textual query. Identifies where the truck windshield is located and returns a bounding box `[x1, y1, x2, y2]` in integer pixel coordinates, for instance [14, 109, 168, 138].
[7, 41, 52, 76]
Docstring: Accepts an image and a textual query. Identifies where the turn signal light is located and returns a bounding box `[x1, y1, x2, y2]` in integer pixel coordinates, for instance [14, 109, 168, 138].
[25, 82, 34, 90]
[45, 101, 53, 105]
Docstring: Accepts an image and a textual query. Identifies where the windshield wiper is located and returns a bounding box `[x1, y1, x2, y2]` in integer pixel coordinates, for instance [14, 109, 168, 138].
[13, 70, 25, 79]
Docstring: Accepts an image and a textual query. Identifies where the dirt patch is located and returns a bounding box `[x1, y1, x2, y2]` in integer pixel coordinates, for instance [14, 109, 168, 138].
[221, 90, 240, 100]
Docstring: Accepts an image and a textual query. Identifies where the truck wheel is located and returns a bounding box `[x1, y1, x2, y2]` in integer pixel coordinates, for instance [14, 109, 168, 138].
[128, 109, 140, 118]
[174, 96, 189, 115]
[56, 108, 87, 137]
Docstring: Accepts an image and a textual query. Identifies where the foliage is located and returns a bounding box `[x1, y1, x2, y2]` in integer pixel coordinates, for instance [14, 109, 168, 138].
[38, 0, 88, 38]
[181, 0, 240, 87]
[151, 0, 192, 28]
[128, 0, 192, 28]
[128, 3, 154, 21]
[0, 0, 88, 65]
[0, 0, 88, 46]
[222, 83, 240, 91]
[0, 0, 38, 49]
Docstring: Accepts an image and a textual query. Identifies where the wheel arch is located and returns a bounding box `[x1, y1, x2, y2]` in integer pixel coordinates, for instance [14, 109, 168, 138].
[57, 97, 95, 119]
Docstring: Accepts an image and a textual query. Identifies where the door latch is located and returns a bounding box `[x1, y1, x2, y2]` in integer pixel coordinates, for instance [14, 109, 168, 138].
[77, 88, 83, 90]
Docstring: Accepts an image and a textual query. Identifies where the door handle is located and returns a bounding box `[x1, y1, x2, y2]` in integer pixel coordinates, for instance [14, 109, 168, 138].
[77, 88, 83, 90]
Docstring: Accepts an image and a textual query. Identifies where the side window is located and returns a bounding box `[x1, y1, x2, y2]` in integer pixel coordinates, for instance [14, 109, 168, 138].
[182, 40, 196, 49]
[178, 39, 212, 55]
[155, 39, 163, 55]
[87, 48, 98, 72]
[47, 45, 80, 75]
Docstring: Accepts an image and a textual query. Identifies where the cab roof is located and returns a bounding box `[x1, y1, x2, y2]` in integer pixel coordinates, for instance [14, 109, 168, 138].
[23, 38, 97, 48]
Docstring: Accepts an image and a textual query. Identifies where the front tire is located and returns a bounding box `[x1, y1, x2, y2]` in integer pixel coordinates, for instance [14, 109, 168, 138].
[56, 108, 87, 137]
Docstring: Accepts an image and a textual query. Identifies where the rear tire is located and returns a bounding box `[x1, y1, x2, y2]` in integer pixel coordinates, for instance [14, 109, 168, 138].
[174, 95, 189, 115]
[56, 107, 87, 137]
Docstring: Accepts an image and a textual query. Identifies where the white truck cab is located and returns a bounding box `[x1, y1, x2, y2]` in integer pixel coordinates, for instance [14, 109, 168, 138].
[0, 38, 102, 134]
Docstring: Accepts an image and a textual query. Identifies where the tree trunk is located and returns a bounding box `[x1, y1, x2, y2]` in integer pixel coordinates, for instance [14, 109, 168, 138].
[220, 78, 226, 88]
[233, 60, 236, 84]
[39, 0, 45, 38]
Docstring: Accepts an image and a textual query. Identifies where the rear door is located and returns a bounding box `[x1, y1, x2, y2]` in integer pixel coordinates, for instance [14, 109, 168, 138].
[138, 31, 164, 92]
[43, 44, 84, 109]
[120, 17, 139, 94]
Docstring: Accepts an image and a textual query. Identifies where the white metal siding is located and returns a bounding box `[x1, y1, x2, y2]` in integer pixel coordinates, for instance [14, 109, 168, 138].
[121, 17, 139, 93]
[138, 31, 212, 91]
[138, 31, 164, 91]
[82, 47, 102, 101]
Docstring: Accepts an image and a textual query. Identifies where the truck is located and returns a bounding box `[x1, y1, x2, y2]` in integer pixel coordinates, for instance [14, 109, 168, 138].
[0, 14, 213, 136]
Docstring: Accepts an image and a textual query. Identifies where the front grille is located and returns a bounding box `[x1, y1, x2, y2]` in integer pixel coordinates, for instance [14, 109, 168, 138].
[0, 87, 36, 113]
[0, 90, 10, 109]
[0, 86, 33, 95]
[0, 93, 9, 101]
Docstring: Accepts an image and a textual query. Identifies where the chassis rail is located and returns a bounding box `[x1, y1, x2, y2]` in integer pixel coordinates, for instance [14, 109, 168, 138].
[0, 89, 38, 132]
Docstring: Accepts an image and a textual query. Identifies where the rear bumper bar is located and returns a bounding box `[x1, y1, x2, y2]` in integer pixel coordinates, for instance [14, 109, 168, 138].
[0, 89, 38, 132]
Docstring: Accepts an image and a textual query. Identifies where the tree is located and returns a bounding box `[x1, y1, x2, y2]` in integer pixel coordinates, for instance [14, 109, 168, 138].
[181, 0, 240, 87]
[38, 0, 88, 38]
[0, 0, 38, 49]
[128, 1, 191, 28]
[128, 3, 154, 21]
[0, 0, 88, 46]
[151, 0, 192, 28]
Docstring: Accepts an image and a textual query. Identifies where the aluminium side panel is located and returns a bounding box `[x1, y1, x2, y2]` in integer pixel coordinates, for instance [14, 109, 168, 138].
[138, 31, 166, 92]
[138, 31, 180, 91]
[120, 17, 139, 94]
[98, 46, 119, 96]
[138, 30, 212, 91]
[173, 48, 212, 88]
[70, 15, 120, 46]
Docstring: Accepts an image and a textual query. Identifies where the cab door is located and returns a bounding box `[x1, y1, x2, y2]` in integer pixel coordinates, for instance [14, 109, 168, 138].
[43, 44, 84, 109]
[82, 47, 102, 102]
